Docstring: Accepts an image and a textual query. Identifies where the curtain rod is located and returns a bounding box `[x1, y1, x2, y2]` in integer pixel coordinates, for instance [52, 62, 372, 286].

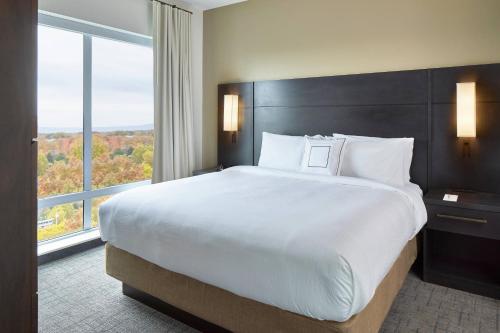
[152, 0, 193, 15]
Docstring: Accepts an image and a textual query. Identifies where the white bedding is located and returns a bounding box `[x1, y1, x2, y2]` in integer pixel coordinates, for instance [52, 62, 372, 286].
[99, 166, 426, 322]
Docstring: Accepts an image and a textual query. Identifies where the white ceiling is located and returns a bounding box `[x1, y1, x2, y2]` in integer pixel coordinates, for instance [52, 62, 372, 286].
[182, 0, 247, 10]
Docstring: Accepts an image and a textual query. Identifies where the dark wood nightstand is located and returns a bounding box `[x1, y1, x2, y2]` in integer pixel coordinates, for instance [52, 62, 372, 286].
[192, 166, 222, 176]
[423, 189, 500, 299]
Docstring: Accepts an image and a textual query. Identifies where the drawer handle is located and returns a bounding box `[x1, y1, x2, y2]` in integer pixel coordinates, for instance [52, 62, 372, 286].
[436, 214, 487, 224]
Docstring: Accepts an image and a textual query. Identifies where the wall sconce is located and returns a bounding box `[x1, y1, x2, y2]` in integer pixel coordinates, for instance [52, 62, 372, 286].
[456, 82, 476, 157]
[224, 94, 239, 143]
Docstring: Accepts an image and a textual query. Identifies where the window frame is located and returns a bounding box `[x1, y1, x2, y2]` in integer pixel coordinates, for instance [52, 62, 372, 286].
[38, 11, 153, 242]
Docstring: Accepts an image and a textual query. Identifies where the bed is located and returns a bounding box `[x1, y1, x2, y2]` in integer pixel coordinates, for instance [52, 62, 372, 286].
[101, 69, 433, 332]
[101, 166, 426, 332]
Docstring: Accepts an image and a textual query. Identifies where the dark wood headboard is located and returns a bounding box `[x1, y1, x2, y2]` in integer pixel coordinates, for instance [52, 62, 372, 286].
[218, 63, 500, 194]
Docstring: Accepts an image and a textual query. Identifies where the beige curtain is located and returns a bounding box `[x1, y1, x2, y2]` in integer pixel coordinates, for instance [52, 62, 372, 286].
[152, 2, 194, 183]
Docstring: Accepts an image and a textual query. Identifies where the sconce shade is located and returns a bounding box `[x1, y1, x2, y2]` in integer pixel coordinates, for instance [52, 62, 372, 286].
[224, 95, 239, 132]
[456, 82, 476, 138]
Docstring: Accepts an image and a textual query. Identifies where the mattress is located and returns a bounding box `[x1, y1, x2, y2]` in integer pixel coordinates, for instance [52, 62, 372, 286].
[99, 166, 426, 321]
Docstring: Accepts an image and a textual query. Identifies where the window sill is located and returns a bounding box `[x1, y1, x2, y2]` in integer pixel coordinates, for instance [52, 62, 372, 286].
[38, 229, 103, 265]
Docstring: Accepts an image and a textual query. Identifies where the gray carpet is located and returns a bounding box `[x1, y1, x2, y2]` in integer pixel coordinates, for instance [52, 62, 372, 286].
[39, 246, 499, 333]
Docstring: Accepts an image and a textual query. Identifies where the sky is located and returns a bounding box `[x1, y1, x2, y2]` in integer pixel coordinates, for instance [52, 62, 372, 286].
[38, 25, 153, 132]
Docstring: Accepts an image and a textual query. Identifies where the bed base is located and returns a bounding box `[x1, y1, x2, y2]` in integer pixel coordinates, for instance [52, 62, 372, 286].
[107, 238, 417, 333]
[123, 283, 229, 332]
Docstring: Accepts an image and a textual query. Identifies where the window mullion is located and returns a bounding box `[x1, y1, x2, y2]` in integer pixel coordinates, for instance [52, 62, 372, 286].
[83, 34, 92, 230]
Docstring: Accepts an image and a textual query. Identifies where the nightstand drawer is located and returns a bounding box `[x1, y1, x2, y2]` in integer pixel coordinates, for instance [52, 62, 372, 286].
[426, 205, 500, 240]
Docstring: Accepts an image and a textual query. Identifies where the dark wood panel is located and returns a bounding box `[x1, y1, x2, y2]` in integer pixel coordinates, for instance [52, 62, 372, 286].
[254, 70, 428, 107]
[430, 103, 500, 193]
[432, 63, 500, 103]
[217, 62, 500, 197]
[218, 83, 254, 167]
[0, 0, 37, 331]
[253, 105, 428, 190]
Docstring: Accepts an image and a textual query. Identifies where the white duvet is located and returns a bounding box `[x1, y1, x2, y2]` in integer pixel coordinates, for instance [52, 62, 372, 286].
[100, 166, 426, 322]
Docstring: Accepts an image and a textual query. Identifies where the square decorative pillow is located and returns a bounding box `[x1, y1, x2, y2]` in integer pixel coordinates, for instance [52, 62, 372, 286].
[300, 137, 347, 176]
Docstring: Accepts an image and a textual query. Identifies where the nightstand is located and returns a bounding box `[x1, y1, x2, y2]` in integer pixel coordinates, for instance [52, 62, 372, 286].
[192, 166, 222, 176]
[423, 189, 500, 299]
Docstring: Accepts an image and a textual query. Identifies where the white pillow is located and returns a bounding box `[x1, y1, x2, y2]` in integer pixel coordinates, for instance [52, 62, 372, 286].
[334, 134, 414, 181]
[333, 133, 414, 187]
[258, 132, 305, 171]
[300, 137, 347, 176]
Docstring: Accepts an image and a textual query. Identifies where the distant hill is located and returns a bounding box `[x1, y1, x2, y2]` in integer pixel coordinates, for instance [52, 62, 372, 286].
[39, 124, 154, 134]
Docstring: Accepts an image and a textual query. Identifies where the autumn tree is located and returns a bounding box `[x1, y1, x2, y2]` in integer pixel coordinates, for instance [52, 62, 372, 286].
[37, 130, 154, 241]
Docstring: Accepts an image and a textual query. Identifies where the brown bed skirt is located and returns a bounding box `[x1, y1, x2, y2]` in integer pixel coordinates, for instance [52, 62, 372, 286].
[106, 238, 417, 333]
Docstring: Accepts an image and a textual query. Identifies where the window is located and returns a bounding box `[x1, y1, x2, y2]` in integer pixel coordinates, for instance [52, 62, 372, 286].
[38, 26, 84, 197]
[37, 12, 153, 243]
[92, 36, 154, 189]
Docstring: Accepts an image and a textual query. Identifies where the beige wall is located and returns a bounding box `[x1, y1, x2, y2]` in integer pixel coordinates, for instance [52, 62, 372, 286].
[203, 0, 500, 167]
